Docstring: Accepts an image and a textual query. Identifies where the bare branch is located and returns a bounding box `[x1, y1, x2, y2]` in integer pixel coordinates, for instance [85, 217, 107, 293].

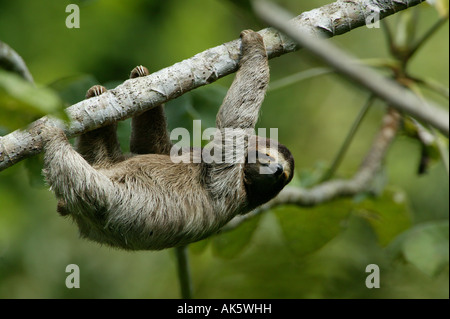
[431, 127, 450, 176]
[175, 245, 193, 299]
[222, 108, 401, 232]
[0, 41, 34, 83]
[320, 95, 375, 182]
[253, 0, 449, 137]
[0, 0, 428, 171]
[268, 67, 332, 92]
[408, 16, 449, 59]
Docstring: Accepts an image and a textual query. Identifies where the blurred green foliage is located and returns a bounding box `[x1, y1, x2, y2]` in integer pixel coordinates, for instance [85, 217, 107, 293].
[0, 0, 448, 298]
[0, 70, 65, 130]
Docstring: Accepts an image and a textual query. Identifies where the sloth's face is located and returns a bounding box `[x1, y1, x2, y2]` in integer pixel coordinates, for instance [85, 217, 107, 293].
[244, 137, 294, 209]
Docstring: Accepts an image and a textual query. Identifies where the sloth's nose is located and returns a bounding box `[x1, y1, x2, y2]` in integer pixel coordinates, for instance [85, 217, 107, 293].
[274, 163, 284, 177]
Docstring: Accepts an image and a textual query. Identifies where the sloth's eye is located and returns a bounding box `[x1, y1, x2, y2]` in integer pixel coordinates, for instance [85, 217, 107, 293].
[258, 153, 275, 166]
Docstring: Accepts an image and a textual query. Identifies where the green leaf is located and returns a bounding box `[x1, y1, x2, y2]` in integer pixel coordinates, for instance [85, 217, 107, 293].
[0, 70, 65, 130]
[274, 199, 352, 257]
[211, 214, 261, 259]
[189, 238, 210, 255]
[354, 187, 412, 246]
[0, 107, 38, 132]
[388, 221, 449, 276]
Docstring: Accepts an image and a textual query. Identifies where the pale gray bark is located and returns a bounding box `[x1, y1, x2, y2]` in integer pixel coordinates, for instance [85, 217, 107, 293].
[0, 0, 431, 171]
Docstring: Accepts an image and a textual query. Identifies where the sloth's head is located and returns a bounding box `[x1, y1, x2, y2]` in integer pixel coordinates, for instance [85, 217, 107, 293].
[244, 136, 294, 210]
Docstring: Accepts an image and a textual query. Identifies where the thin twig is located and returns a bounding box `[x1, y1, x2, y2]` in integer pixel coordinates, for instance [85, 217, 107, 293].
[408, 17, 449, 59]
[0, 41, 34, 83]
[175, 245, 193, 299]
[268, 67, 332, 92]
[320, 95, 375, 182]
[413, 76, 450, 99]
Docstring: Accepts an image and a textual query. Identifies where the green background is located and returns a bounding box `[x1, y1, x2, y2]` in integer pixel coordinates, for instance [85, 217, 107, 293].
[0, 0, 448, 298]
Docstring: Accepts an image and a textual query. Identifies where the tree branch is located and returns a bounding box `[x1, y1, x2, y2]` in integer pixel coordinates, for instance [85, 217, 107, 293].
[320, 94, 375, 182]
[0, 0, 429, 171]
[408, 16, 449, 59]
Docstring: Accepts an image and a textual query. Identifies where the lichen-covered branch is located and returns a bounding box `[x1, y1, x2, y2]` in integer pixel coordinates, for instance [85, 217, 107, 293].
[221, 108, 401, 232]
[0, 0, 429, 171]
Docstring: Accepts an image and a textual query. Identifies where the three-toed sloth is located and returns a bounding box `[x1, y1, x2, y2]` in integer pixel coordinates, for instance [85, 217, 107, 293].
[42, 30, 294, 250]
